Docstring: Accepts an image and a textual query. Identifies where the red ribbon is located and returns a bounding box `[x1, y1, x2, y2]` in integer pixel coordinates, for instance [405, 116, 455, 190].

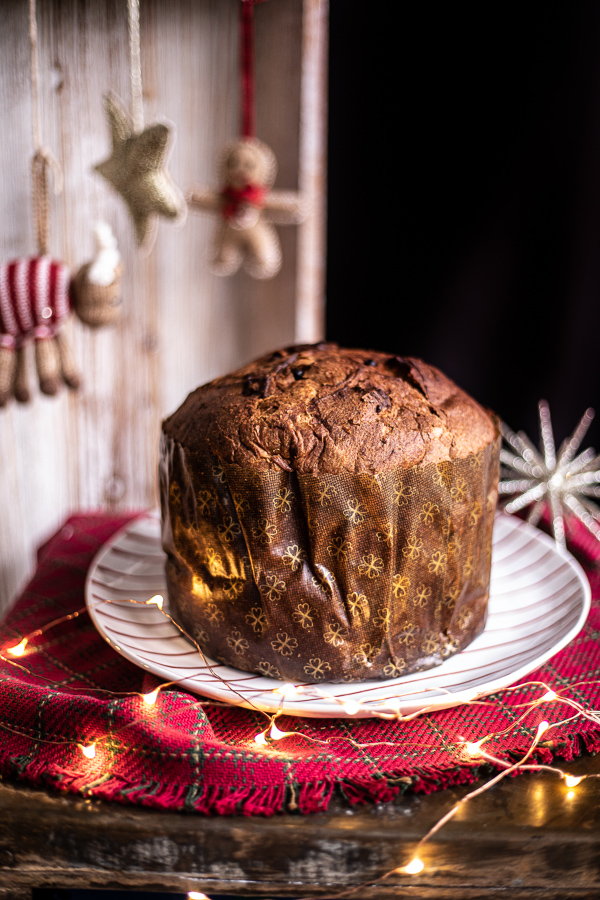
[221, 183, 267, 220]
[240, 0, 267, 138]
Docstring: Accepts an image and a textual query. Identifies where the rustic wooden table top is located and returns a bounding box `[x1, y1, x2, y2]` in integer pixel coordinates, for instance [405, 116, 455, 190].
[2, 747, 600, 900]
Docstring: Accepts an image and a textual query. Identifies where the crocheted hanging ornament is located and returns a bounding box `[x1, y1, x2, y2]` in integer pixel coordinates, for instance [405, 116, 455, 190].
[0, 0, 123, 406]
[188, 0, 306, 279]
[95, 93, 185, 247]
[93, 0, 186, 248]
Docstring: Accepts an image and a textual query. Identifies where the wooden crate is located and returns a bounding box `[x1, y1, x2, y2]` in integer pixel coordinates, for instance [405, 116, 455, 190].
[0, 0, 327, 615]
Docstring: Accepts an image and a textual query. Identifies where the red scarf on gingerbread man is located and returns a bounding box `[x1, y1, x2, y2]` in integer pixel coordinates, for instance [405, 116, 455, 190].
[220, 183, 266, 221]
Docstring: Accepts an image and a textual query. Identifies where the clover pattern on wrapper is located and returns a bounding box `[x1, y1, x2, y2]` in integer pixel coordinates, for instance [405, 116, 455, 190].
[159, 429, 501, 684]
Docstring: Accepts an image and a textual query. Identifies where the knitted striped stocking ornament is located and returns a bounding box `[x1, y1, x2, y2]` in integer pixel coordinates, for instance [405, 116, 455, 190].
[0, 229, 123, 406]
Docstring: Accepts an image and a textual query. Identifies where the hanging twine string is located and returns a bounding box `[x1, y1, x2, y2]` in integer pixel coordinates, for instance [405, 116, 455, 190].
[128, 0, 144, 133]
[239, 0, 267, 138]
[28, 0, 43, 157]
[29, 0, 62, 256]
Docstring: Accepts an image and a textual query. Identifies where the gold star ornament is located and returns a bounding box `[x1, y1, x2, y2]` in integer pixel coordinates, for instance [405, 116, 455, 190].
[94, 93, 186, 246]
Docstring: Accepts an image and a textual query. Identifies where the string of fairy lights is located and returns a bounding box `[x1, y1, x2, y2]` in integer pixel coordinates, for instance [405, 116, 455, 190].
[3, 590, 600, 899]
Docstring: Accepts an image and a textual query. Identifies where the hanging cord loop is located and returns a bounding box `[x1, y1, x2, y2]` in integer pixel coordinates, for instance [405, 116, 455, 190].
[31, 149, 63, 257]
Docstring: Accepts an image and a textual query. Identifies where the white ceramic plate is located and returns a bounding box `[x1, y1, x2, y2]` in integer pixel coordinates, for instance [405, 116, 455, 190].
[85, 511, 591, 718]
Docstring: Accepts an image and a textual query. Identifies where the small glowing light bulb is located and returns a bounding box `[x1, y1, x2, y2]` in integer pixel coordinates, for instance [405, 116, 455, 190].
[146, 594, 164, 609]
[254, 731, 268, 746]
[270, 722, 288, 740]
[343, 700, 360, 716]
[275, 683, 297, 697]
[143, 688, 160, 706]
[8, 638, 28, 656]
[565, 775, 582, 788]
[79, 742, 97, 759]
[188, 892, 210, 900]
[400, 857, 425, 875]
[536, 720, 550, 739]
[566, 790, 575, 800]
[465, 739, 484, 757]
[541, 690, 557, 702]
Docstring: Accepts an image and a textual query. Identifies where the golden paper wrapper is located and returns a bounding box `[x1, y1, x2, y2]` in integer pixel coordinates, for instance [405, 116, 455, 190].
[160, 426, 500, 683]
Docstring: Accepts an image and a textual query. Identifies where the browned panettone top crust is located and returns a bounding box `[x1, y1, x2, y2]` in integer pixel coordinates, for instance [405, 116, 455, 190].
[163, 343, 496, 475]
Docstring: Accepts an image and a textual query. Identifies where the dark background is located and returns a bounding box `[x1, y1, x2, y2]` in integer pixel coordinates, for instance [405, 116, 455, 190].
[326, 2, 600, 453]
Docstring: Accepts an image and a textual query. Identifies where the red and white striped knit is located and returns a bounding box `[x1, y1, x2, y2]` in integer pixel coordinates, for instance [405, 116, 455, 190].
[0, 257, 72, 350]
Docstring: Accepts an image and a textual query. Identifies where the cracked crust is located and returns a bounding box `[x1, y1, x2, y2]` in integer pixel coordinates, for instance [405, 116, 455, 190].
[163, 343, 496, 474]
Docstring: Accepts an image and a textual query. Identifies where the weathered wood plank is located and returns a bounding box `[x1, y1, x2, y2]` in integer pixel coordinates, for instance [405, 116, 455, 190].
[0, 0, 327, 617]
[2, 752, 600, 896]
[296, 0, 327, 344]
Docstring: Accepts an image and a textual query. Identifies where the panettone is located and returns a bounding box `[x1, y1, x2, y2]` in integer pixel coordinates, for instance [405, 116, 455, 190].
[160, 343, 500, 682]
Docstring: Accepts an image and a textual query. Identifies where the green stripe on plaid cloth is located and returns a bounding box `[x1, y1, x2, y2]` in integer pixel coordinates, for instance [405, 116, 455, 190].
[1, 513, 600, 815]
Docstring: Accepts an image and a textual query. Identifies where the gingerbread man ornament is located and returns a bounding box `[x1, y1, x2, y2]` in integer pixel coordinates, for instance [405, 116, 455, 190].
[188, 137, 307, 280]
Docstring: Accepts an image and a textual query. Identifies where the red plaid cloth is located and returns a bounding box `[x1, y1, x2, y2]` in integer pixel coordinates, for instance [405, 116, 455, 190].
[1, 512, 600, 815]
